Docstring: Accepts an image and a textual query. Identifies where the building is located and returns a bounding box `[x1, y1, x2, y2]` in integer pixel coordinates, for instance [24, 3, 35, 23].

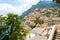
[48, 17, 60, 25]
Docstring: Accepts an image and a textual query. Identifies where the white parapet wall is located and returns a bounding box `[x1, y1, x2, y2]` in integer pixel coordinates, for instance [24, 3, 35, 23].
[48, 25, 56, 40]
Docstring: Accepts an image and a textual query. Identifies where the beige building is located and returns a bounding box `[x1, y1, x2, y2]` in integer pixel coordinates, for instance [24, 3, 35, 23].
[48, 17, 60, 25]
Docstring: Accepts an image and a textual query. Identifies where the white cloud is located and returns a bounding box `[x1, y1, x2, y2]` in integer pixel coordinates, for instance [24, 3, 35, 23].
[0, 0, 40, 16]
[17, 0, 40, 5]
[45, 0, 52, 1]
[0, 3, 33, 16]
[39, 0, 52, 1]
[16, 3, 33, 15]
[0, 3, 17, 15]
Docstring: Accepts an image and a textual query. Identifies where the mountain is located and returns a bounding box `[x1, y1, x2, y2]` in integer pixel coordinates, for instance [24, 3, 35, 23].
[20, 1, 59, 19]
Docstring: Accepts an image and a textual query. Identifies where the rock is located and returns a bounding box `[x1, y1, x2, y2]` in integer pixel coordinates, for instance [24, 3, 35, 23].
[41, 23, 48, 28]
[24, 25, 32, 31]
[36, 24, 41, 28]
[41, 30, 48, 36]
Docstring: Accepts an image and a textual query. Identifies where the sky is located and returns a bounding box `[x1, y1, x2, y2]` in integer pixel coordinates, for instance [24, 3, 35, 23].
[0, 0, 52, 16]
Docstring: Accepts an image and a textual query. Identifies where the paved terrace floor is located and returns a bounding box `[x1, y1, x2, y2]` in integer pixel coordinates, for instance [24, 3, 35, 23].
[30, 35, 48, 40]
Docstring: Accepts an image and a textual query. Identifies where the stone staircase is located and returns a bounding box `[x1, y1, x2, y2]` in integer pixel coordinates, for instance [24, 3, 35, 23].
[53, 30, 60, 40]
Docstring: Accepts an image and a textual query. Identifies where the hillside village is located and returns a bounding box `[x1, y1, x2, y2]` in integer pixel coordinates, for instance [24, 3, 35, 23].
[23, 7, 60, 40]
[23, 7, 60, 30]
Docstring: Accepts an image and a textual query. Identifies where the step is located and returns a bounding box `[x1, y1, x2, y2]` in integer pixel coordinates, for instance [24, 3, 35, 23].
[57, 30, 60, 32]
[55, 39, 60, 40]
[56, 35, 60, 37]
[54, 34, 60, 36]
[55, 37, 60, 39]
[53, 30, 60, 40]
[55, 32, 60, 35]
[55, 31, 60, 33]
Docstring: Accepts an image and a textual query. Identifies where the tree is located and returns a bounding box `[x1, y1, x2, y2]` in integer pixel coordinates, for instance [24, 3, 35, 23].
[0, 15, 7, 34]
[6, 13, 29, 40]
[0, 13, 29, 40]
[34, 18, 44, 25]
[44, 12, 51, 17]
